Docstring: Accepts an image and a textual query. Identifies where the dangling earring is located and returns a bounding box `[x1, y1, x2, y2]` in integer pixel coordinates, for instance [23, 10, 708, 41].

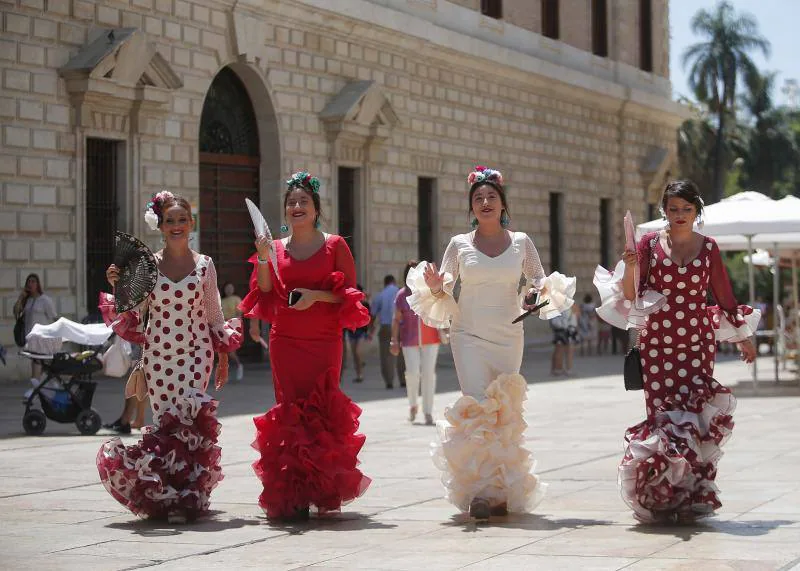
[314, 218, 321, 229]
[500, 211, 510, 228]
[280, 224, 289, 233]
[470, 218, 478, 228]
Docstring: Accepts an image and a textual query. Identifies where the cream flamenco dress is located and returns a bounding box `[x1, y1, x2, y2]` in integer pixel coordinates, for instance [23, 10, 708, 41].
[407, 231, 575, 513]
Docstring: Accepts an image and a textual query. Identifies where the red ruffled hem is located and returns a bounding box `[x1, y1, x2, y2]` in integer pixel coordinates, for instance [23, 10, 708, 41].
[98, 292, 145, 345]
[323, 271, 370, 331]
[620, 376, 735, 522]
[251, 385, 371, 518]
[97, 392, 223, 520]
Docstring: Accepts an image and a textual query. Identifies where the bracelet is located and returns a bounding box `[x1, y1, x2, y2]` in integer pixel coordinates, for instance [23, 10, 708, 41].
[431, 287, 444, 298]
[257, 256, 269, 265]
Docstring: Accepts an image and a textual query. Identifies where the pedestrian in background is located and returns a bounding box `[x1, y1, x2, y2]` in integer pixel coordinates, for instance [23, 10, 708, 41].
[550, 304, 580, 375]
[221, 282, 245, 381]
[346, 284, 370, 383]
[578, 293, 597, 356]
[13, 273, 57, 380]
[371, 274, 404, 389]
[391, 261, 440, 425]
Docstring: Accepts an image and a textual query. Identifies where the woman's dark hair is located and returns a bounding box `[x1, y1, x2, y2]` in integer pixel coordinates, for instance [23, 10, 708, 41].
[661, 180, 704, 217]
[24, 273, 43, 295]
[467, 181, 511, 221]
[158, 195, 193, 227]
[402, 260, 418, 287]
[283, 185, 322, 227]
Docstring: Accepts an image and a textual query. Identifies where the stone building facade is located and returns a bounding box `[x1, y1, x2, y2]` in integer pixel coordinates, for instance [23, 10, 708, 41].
[0, 0, 683, 379]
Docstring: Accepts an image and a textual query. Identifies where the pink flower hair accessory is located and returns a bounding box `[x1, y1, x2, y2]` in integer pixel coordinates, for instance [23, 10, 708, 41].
[144, 190, 176, 230]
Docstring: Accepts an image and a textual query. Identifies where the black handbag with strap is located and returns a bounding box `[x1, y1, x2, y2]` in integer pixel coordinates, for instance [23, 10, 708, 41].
[13, 313, 26, 347]
[623, 234, 658, 391]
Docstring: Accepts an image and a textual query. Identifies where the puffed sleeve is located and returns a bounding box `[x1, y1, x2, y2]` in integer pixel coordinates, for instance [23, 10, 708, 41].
[522, 233, 576, 320]
[201, 257, 243, 353]
[706, 239, 761, 342]
[327, 236, 370, 330]
[594, 231, 666, 330]
[97, 292, 146, 345]
[239, 253, 284, 323]
[406, 237, 460, 328]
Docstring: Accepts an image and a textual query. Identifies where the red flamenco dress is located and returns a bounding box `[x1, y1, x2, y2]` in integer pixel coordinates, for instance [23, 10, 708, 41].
[595, 233, 760, 522]
[240, 234, 372, 519]
[96, 256, 242, 520]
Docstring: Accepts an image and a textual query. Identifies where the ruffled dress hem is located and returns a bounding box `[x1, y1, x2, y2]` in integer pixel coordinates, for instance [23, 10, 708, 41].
[251, 381, 371, 519]
[619, 376, 735, 523]
[97, 389, 223, 520]
[432, 373, 546, 513]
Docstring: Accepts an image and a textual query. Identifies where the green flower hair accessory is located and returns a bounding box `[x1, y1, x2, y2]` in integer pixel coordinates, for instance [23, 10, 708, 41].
[286, 171, 320, 193]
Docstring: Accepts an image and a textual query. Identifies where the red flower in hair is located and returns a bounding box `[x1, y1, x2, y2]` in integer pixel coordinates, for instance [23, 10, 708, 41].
[475, 165, 487, 172]
[304, 174, 312, 183]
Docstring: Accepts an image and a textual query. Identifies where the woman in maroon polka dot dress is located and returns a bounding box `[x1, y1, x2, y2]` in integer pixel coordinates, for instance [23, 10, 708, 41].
[241, 171, 372, 521]
[595, 180, 759, 524]
[97, 192, 243, 523]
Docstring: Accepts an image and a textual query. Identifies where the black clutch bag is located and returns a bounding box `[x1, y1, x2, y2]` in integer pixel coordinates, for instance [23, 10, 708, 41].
[623, 346, 643, 391]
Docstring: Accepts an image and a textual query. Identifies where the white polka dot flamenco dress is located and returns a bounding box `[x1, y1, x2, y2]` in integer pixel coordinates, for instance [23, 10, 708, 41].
[97, 256, 242, 520]
[594, 232, 760, 522]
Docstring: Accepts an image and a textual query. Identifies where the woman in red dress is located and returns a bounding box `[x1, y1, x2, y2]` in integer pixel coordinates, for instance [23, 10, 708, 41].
[241, 171, 372, 521]
[595, 180, 759, 524]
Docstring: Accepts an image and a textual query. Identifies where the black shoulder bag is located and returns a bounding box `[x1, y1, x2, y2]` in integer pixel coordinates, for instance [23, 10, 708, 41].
[623, 234, 657, 391]
[13, 297, 34, 347]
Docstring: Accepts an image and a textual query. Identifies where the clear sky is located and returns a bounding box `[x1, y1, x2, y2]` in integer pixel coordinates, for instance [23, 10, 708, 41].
[669, 0, 800, 107]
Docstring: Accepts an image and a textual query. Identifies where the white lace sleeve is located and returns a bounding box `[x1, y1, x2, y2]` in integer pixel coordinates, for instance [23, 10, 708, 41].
[523, 234, 546, 291]
[405, 237, 460, 328]
[521, 233, 577, 321]
[201, 257, 243, 352]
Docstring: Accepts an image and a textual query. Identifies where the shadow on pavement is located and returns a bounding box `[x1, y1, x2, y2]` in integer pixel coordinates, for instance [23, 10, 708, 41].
[106, 511, 261, 537]
[627, 517, 797, 542]
[261, 512, 398, 535]
[443, 512, 614, 533]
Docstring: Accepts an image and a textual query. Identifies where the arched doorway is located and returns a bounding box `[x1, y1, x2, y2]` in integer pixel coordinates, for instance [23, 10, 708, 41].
[199, 66, 266, 359]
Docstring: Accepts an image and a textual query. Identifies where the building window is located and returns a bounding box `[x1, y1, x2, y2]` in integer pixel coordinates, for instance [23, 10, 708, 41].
[480, 0, 502, 19]
[600, 198, 612, 269]
[86, 138, 122, 315]
[417, 177, 436, 263]
[338, 166, 358, 260]
[549, 192, 564, 272]
[542, 0, 559, 39]
[591, 0, 608, 57]
[639, 0, 653, 71]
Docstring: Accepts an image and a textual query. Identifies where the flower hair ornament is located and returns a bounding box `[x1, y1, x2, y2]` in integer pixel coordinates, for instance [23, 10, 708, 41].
[283, 171, 321, 231]
[468, 165, 504, 191]
[286, 171, 320, 193]
[144, 190, 175, 231]
[468, 166, 509, 228]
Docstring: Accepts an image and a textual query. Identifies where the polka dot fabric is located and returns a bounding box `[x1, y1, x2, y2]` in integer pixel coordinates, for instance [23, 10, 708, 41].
[619, 236, 737, 523]
[97, 255, 243, 520]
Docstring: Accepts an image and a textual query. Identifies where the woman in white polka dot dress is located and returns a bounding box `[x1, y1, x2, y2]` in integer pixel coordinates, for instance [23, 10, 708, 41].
[595, 180, 759, 524]
[97, 192, 243, 524]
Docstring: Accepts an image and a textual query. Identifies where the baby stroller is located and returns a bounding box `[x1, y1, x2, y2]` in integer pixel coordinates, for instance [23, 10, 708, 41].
[21, 317, 113, 435]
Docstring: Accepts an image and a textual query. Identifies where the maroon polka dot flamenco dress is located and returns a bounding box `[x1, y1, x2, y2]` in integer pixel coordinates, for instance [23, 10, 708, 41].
[594, 232, 760, 522]
[97, 255, 242, 520]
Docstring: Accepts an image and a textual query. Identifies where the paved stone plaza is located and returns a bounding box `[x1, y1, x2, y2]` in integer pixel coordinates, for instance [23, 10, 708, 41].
[1, 350, 800, 570]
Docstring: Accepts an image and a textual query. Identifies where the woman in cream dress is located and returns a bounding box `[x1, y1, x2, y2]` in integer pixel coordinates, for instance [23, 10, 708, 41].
[407, 166, 575, 520]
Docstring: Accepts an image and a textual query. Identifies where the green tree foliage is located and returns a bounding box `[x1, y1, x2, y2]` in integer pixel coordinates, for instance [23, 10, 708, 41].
[681, 1, 771, 203]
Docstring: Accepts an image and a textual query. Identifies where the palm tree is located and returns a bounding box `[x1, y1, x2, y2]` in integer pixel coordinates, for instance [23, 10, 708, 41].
[738, 69, 795, 197]
[682, 1, 770, 203]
